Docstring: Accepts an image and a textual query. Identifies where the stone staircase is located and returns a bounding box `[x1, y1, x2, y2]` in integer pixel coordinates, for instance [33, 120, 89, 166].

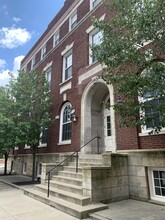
[24, 154, 108, 219]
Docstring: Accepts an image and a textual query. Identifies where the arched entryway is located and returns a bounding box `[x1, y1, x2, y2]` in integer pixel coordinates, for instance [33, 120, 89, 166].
[81, 78, 116, 154]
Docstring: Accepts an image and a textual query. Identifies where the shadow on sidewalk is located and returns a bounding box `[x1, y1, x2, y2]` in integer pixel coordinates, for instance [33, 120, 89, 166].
[0, 173, 40, 187]
[12, 180, 40, 186]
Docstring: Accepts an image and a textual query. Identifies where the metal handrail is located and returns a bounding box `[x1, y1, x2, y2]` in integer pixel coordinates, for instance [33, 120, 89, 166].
[46, 136, 101, 197]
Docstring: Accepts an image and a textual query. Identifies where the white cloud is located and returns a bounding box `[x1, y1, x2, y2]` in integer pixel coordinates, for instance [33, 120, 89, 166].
[12, 17, 21, 23]
[0, 69, 10, 86]
[0, 55, 24, 87]
[0, 59, 6, 70]
[13, 55, 24, 74]
[0, 27, 31, 49]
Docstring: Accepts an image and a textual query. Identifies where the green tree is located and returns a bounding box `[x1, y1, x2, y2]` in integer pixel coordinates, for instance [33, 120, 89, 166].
[0, 86, 16, 175]
[9, 70, 52, 182]
[93, 0, 165, 133]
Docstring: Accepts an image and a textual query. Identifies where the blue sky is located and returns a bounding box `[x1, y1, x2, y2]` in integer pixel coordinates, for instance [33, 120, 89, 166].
[0, 0, 65, 87]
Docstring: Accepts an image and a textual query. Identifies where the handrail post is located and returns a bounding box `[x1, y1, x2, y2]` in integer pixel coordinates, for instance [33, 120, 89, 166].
[47, 172, 50, 197]
[76, 151, 78, 173]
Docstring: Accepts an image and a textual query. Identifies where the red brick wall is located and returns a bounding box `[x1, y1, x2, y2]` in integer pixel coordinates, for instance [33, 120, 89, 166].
[139, 134, 165, 149]
[15, 0, 165, 156]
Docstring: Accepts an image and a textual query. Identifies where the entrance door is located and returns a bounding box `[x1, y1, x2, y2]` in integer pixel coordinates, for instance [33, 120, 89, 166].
[104, 102, 113, 151]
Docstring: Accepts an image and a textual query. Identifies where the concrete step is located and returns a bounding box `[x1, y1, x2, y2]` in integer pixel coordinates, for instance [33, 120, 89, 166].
[89, 213, 112, 220]
[34, 184, 90, 206]
[52, 175, 82, 186]
[69, 162, 103, 167]
[79, 154, 102, 159]
[24, 188, 108, 219]
[57, 170, 82, 179]
[48, 180, 83, 195]
[63, 166, 82, 173]
[79, 159, 103, 164]
[79, 154, 102, 163]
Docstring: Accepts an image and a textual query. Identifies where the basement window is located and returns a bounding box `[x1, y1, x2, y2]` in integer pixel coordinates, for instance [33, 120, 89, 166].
[148, 168, 165, 202]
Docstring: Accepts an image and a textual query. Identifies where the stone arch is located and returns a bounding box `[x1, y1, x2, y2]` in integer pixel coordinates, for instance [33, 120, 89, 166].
[81, 77, 116, 153]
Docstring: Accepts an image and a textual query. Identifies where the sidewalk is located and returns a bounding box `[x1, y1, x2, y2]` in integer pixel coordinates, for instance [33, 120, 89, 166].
[0, 176, 79, 220]
[91, 199, 165, 220]
[1, 174, 165, 220]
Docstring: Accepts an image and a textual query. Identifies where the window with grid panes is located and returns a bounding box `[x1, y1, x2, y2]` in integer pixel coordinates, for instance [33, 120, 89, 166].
[41, 45, 46, 60]
[45, 67, 51, 90]
[41, 128, 48, 144]
[63, 52, 72, 81]
[70, 11, 77, 30]
[91, 0, 101, 8]
[54, 30, 60, 46]
[153, 170, 165, 197]
[61, 103, 72, 141]
[89, 29, 103, 64]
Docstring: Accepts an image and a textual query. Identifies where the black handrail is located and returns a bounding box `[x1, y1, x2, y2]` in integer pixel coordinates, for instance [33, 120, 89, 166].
[46, 136, 101, 197]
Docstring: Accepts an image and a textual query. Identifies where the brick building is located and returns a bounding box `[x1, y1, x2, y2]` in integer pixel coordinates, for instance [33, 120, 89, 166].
[10, 0, 165, 209]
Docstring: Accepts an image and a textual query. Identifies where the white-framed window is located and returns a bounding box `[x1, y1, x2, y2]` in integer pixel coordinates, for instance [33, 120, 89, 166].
[142, 95, 164, 132]
[41, 44, 46, 60]
[90, 0, 101, 10]
[69, 11, 77, 31]
[139, 67, 165, 134]
[36, 162, 42, 177]
[31, 56, 36, 69]
[41, 128, 48, 144]
[45, 67, 51, 90]
[53, 30, 60, 47]
[148, 167, 165, 202]
[59, 102, 72, 143]
[62, 51, 72, 82]
[22, 162, 27, 175]
[89, 29, 103, 64]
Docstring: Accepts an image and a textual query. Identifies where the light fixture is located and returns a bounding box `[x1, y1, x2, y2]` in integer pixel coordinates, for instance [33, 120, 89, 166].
[70, 108, 78, 122]
[72, 114, 78, 122]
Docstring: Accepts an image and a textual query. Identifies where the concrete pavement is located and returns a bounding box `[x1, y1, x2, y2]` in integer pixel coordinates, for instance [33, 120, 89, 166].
[1, 173, 165, 220]
[0, 181, 80, 220]
[91, 199, 165, 220]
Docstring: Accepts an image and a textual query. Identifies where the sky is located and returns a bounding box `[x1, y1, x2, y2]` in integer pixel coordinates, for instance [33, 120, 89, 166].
[0, 0, 65, 87]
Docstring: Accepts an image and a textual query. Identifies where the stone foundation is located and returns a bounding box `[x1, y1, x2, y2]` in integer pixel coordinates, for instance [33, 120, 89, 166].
[8, 149, 165, 204]
[82, 153, 129, 203]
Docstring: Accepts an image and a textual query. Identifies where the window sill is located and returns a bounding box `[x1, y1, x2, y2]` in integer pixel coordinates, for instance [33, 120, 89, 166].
[58, 140, 71, 145]
[38, 143, 47, 148]
[149, 198, 165, 204]
[86, 61, 98, 69]
[139, 129, 165, 137]
[59, 77, 72, 86]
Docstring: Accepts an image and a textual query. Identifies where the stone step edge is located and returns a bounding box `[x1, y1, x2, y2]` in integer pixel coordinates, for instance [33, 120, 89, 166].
[63, 166, 82, 170]
[52, 175, 83, 183]
[69, 163, 103, 167]
[24, 188, 108, 219]
[35, 184, 90, 202]
[47, 180, 83, 190]
[58, 170, 83, 176]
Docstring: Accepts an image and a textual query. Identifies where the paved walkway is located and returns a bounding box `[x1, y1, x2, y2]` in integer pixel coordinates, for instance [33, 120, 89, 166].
[0, 180, 79, 220]
[92, 200, 165, 220]
[1, 173, 165, 220]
